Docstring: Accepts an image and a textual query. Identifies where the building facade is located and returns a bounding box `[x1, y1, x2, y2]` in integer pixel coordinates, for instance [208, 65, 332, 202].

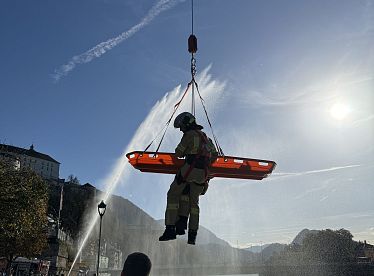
[0, 144, 60, 180]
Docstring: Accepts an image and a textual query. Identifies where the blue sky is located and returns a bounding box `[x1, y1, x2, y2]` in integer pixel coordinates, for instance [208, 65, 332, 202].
[1, 0, 373, 246]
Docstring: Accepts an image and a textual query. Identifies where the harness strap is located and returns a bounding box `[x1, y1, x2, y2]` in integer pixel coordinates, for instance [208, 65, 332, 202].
[194, 130, 210, 179]
[181, 130, 209, 182]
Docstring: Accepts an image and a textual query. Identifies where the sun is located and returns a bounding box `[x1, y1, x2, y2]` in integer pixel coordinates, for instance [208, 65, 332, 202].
[330, 102, 351, 120]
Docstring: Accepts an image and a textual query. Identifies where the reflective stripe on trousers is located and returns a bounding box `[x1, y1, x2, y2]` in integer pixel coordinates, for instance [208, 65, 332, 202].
[165, 180, 187, 226]
[178, 182, 205, 231]
[165, 180, 204, 230]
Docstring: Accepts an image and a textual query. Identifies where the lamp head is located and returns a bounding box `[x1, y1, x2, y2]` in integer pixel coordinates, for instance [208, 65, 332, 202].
[98, 200, 107, 217]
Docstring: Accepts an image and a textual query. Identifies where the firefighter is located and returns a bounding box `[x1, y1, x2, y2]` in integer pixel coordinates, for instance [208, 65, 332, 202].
[159, 112, 218, 244]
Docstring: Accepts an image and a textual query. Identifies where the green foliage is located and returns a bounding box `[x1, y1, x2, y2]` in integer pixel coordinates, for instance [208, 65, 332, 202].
[0, 161, 49, 261]
[268, 228, 356, 266]
[67, 174, 80, 185]
[47, 182, 96, 239]
[302, 229, 355, 263]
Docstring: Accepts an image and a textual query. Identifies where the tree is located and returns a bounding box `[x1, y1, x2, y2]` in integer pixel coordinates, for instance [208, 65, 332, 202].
[302, 229, 356, 263]
[67, 174, 80, 185]
[267, 229, 356, 265]
[0, 160, 49, 270]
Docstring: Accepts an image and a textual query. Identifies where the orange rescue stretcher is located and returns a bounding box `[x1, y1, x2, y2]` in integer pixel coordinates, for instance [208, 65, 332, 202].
[126, 151, 277, 180]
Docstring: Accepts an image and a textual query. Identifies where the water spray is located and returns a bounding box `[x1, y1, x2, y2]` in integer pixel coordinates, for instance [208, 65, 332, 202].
[67, 156, 129, 276]
[67, 68, 224, 275]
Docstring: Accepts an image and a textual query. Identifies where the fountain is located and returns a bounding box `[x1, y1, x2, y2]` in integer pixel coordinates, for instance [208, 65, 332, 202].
[67, 67, 226, 275]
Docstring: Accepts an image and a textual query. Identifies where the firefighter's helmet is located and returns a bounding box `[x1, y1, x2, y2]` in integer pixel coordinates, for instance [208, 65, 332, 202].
[174, 112, 196, 129]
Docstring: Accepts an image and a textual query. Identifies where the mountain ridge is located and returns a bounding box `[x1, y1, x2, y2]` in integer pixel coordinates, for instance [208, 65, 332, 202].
[48, 182, 255, 269]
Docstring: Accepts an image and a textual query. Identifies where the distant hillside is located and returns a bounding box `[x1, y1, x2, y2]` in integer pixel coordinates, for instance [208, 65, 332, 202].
[245, 244, 270, 253]
[292, 228, 319, 245]
[263, 229, 374, 276]
[48, 182, 255, 269]
[245, 243, 286, 261]
[245, 229, 325, 261]
[261, 243, 287, 260]
[156, 219, 231, 247]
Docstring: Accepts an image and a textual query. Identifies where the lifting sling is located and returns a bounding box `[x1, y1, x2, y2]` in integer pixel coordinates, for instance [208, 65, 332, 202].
[126, 0, 276, 180]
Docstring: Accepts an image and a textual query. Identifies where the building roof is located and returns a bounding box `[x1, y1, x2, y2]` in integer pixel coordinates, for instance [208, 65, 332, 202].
[0, 144, 60, 164]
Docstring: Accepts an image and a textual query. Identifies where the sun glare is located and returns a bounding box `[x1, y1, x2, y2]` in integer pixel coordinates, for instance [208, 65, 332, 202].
[330, 102, 351, 120]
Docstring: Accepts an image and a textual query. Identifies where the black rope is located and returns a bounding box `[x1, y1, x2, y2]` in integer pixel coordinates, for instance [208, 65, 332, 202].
[190, 0, 196, 116]
[143, 79, 224, 157]
[191, 83, 195, 116]
[144, 81, 193, 155]
[191, 56, 196, 116]
[193, 79, 225, 156]
[142, 124, 168, 153]
[143, 0, 224, 156]
[191, 0, 194, 35]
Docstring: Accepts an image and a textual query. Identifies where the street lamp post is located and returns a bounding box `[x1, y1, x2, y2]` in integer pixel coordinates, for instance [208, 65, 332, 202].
[96, 200, 107, 276]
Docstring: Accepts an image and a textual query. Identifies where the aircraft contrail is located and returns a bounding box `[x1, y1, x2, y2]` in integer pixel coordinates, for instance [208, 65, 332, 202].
[272, 164, 361, 178]
[53, 0, 184, 81]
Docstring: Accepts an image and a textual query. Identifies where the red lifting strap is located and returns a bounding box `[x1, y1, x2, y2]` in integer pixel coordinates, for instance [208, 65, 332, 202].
[126, 151, 277, 180]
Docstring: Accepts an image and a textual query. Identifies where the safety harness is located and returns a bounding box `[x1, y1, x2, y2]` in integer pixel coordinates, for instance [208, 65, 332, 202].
[176, 130, 210, 188]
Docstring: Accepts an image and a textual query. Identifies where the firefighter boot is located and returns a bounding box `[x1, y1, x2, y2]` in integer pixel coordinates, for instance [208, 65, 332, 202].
[188, 230, 197, 245]
[159, 225, 176, 241]
[176, 216, 188, 235]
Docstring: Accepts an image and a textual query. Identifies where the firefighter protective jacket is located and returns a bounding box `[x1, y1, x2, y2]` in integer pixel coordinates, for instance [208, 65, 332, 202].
[175, 129, 218, 184]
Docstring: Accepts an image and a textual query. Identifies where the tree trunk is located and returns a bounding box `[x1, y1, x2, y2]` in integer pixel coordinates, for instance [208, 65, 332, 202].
[6, 254, 13, 276]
